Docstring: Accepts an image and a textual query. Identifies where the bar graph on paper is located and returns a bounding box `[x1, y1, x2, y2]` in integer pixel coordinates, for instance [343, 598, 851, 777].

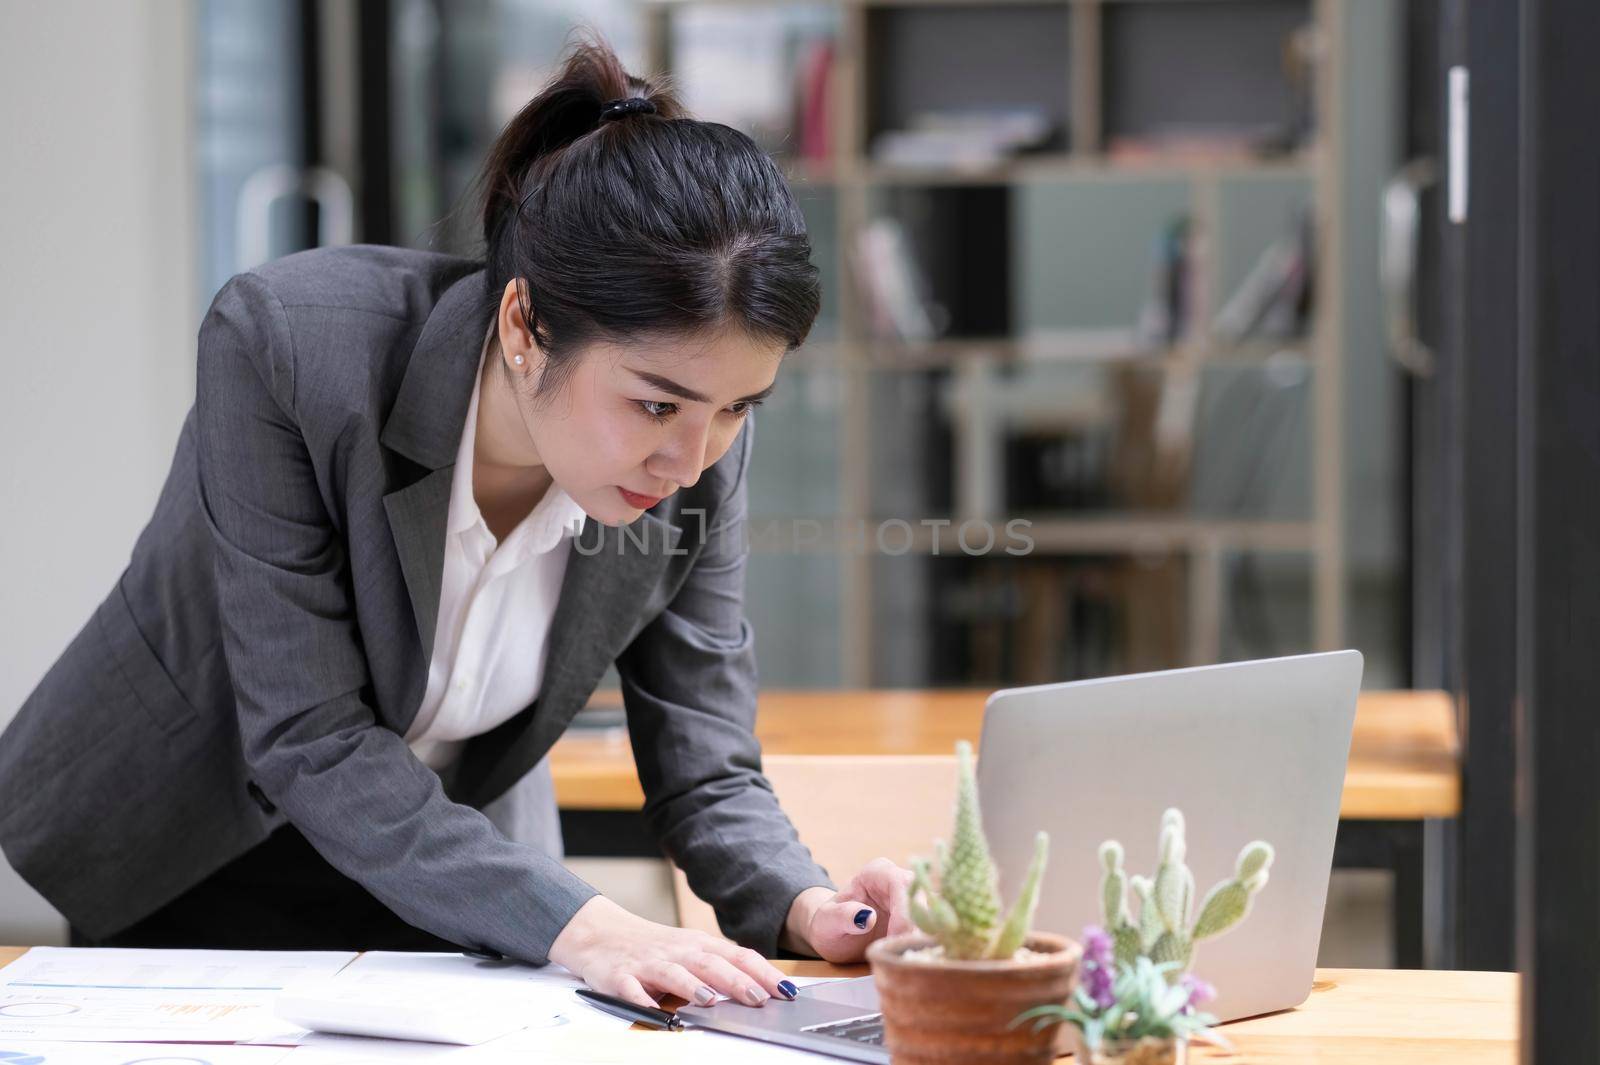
[0, 949, 355, 1044]
[0, 993, 259, 1040]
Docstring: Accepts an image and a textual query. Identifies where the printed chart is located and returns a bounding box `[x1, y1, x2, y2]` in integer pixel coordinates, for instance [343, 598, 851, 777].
[0, 951, 355, 1043]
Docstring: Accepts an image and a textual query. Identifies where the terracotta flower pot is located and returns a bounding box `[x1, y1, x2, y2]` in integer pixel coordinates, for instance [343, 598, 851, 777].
[866, 930, 1081, 1065]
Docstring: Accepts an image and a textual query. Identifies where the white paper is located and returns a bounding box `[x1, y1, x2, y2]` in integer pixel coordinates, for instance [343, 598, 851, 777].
[319, 953, 586, 992]
[289, 1026, 846, 1065]
[0, 949, 356, 1044]
[0, 1041, 297, 1065]
[274, 956, 852, 1062]
[257, 953, 632, 1047]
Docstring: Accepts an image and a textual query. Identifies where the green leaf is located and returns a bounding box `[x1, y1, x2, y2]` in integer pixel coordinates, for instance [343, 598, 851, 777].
[1157, 983, 1190, 1020]
[1012, 1005, 1069, 1026]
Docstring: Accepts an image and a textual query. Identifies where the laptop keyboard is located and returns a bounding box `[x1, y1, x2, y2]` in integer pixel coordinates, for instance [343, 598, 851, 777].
[803, 1013, 886, 1046]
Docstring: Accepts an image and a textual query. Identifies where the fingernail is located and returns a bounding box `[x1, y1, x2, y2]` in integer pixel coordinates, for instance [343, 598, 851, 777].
[778, 980, 798, 1000]
[693, 985, 717, 1006]
[854, 908, 873, 929]
[744, 985, 769, 1006]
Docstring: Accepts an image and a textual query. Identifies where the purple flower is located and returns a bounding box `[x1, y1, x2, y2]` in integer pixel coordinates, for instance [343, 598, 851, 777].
[1179, 973, 1216, 1012]
[1083, 925, 1114, 966]
[1080, 925, 1116, 1010]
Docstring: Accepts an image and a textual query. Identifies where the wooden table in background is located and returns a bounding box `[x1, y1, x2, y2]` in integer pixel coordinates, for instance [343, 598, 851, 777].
[551, 689, 1459, 818]
[0, 947, 1516, 1063]
[552, 689, 1459, 969]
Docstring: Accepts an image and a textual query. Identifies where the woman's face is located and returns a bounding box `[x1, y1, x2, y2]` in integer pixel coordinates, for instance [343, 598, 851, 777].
[494, 281, 785, 527]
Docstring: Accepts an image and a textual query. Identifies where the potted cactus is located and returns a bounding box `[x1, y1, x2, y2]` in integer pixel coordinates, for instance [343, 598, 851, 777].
[1015, 809, 1273, 1065]
[866, 741, 1080, 1065]
[1099, 808, 1273, 973]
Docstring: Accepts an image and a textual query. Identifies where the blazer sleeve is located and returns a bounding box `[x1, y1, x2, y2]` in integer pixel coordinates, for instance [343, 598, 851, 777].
[194, 272, 597, 963]
[616, 416, 836, 956]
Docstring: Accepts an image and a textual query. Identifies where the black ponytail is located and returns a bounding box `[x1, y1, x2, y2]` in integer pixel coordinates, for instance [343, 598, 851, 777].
[474, 33, 822, 400]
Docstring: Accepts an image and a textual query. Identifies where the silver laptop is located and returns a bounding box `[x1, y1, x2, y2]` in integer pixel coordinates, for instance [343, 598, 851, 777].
[676, 651, 1362, 1059]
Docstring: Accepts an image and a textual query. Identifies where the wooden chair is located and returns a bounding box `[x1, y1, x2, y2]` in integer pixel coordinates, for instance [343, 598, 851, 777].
[672, 754, 958, 936]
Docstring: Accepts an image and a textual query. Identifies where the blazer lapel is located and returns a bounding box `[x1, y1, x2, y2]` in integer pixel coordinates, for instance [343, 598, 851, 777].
[379, 267, 490, 694]
[453, 512, 683, 810]
[383, 467, 454, 664]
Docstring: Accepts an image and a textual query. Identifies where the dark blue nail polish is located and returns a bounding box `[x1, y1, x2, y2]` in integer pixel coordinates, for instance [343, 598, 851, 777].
[854, 908, 872, 929]
[778, 980, 798, 1000]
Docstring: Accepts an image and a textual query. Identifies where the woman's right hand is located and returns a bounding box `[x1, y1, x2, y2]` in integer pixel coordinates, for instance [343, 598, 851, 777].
[548, 895, 798, 1009]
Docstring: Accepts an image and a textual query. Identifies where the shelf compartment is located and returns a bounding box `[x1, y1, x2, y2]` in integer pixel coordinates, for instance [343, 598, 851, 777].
[745, 552, 844, 686]
[1216, 549, 1315, 663]
[863, 3, 1073, 160]
[1101, 0, 1315, 159]
[1012, 177, 1192, 337]
[746, 363, 846, 520]
[929, 360, 1315, 520]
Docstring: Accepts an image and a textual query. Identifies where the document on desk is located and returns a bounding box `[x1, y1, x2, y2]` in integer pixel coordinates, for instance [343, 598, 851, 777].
[0, 1041, 297, 1065]
[269, 954, 850, 1062]
[0, 948, 356, 1044]
[254, 952, 633, 1047]
[287, 1024, 855, 1065]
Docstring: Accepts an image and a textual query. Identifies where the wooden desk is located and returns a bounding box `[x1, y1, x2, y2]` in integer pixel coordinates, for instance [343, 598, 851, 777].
[0, 947, 1515, 1063]
[775, 963, 1515, 1064]
[551, 689, 1460, 819]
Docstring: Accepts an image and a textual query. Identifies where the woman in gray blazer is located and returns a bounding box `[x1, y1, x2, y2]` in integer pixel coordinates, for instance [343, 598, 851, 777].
[0, 40, 912, 1010]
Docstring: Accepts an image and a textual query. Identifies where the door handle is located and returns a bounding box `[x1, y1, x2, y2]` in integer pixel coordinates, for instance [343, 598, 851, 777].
[236, 164, 355, 272]
[1380, 158, 1438, 378]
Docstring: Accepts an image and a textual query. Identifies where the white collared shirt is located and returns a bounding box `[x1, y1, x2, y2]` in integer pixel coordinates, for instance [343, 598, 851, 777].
[405, 329, 589, 770]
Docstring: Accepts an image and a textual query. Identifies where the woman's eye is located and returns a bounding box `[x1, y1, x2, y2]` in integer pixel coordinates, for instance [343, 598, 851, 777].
[638, 399, 677, 422]
[728, 399, 763, 418]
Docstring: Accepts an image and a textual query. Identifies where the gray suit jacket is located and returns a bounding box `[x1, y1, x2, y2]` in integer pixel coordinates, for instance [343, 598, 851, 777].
[0, 244, 832, 960]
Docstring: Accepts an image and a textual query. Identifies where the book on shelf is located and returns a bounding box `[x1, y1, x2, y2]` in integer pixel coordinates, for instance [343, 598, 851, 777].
[1188, 360, 1312, 520]
[870, 105, 1054, 169]
[1212, 210, 1314, 344]
[1133, 214, 1202, 348]
[794, 36, 833, 164]
[853, 217, 944, 342]
[1107, 126, 1282, 166]
[669, 7, 837, 162]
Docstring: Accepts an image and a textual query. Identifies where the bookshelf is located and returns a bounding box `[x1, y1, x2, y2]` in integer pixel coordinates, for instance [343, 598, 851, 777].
[642, 0, 1346, 688]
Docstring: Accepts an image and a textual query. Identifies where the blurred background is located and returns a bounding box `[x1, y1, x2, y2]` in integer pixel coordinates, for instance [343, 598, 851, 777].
[185, 0, 1410, 694]
[0, 0, 1498, 982]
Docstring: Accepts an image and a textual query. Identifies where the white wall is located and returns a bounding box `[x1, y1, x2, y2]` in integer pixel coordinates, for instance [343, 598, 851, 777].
[0, 1, 198, 944]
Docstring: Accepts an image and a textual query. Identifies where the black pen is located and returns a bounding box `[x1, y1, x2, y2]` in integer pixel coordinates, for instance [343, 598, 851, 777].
[575, 988, 686, 1031]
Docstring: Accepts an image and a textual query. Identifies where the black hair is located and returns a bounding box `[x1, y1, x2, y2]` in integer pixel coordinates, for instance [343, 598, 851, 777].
[475, 34, 822, 400]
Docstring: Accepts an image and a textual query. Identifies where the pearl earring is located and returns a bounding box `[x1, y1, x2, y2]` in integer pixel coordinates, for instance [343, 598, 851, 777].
[514, 355, 525, 366]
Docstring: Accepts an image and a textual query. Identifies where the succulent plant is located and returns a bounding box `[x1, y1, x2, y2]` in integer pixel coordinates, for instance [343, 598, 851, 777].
[1015, 948, 1221, 1053]
[1099, 808, 1273, 973]
[907, 740, 1049, 960]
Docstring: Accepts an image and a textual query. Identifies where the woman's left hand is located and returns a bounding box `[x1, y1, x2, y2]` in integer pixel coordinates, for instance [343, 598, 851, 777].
[782, 858, 917, 962]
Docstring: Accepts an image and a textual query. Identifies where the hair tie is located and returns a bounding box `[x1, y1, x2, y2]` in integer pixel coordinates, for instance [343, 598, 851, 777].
[512, 96, 657, 216]
[600, 97, 657, 123]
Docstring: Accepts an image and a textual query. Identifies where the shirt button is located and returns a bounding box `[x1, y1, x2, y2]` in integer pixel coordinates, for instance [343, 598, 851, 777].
[454, 678, 471, 692]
